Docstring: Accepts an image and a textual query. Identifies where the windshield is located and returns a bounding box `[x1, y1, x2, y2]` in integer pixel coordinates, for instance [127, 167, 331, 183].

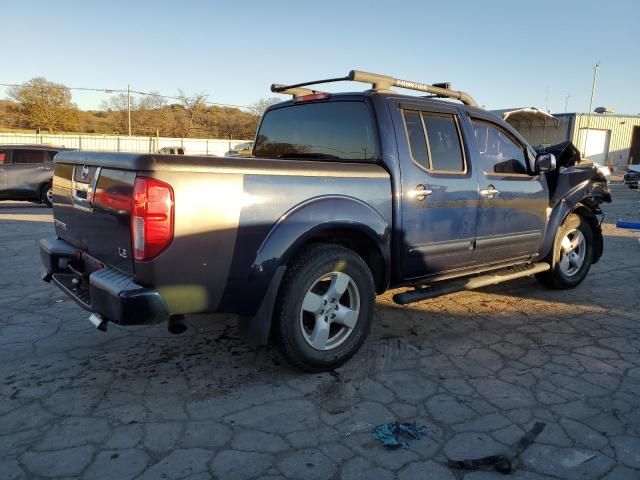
[254, 101, 379, 162]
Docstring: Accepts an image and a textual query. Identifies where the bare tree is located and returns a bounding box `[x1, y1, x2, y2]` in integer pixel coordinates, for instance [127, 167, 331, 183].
[99, 93, 132, 133]
[137, 92, 171, 135]
[249, 97, 281, 117]
[176, 90, 208, 137]
[8, 77, 79, 132]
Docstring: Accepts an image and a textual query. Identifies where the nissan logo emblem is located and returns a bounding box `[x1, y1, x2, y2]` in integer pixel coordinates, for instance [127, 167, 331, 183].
[80, 165, 90, 180]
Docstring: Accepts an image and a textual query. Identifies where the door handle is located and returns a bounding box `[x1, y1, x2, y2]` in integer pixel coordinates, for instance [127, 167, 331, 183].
[410, 184, 433, 201]
[480, 185, 500, 198]
[37, 166, 48, 171]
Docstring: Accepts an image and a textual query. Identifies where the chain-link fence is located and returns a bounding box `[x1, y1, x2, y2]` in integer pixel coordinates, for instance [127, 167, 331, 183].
[0, 133, 251, 156]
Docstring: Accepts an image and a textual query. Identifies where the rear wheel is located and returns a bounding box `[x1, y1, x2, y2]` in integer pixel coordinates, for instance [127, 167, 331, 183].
[272, 244, 375, 372]
[41, 182, 53, 207]
[536, 213, 594, 289]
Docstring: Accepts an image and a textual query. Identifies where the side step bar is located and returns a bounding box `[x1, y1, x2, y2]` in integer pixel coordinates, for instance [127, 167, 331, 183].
[393, 262, 550, 305]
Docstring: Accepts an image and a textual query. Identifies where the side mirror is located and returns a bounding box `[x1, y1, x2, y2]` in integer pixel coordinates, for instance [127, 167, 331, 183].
[535, 152, 557, 173]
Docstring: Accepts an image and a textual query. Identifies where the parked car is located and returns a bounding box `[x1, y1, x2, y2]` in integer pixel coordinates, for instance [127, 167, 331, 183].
[624, 165, 640, 189]
[0, 145, 73, 207]
[39, 70, 611, 371]
[157, 146, 185, 155]
[225, 141, 253, 157]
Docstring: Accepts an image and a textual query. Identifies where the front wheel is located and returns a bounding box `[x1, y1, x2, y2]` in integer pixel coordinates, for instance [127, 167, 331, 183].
[536, 213, 594, 289]
[272, 244, 375, 372]
[41, 182, 53, 207]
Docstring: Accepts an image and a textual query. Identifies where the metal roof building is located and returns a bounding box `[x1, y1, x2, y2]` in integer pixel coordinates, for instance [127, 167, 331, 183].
[497, 109, 640, 170]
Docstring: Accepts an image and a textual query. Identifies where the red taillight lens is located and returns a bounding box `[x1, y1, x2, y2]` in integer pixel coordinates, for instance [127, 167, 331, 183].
[131, 177, 174, 261]
[293, 92, 331, 103]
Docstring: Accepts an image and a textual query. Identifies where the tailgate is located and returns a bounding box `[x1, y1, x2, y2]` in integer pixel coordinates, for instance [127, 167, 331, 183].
[52, 162, 136, 275]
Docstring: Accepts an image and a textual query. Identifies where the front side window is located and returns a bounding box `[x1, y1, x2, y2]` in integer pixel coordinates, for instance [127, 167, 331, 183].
[12, 149, 48, 164]
[254, 101, 378, 161]
[471, 120, 528, 175]
[402, 110, 465, 172]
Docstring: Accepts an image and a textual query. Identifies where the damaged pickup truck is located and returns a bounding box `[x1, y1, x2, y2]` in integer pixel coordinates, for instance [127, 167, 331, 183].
[39, 70, 611, 371]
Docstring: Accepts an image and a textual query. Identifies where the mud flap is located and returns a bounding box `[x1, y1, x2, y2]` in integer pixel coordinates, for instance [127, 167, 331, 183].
[238, 266, 286, 346]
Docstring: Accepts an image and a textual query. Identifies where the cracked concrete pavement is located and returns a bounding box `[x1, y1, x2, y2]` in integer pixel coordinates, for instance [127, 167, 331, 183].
[1, 183, 639, 479]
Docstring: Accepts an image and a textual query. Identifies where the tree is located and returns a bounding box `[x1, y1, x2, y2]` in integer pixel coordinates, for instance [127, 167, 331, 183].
[99, 93, 131, 134]
[8, 77, 79, 132]
[176, 90, 208, 137]
[137, 92, 171, 136]
[249, 97, 281, 116]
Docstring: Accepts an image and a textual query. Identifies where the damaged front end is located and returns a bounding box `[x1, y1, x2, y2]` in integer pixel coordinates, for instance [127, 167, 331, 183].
[541, 141, 612, 207]
[537, 141, 611, 265]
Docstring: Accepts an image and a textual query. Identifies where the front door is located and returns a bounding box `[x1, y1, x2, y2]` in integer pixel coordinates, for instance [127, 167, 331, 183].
[395, 102, 479, 279]
[466, 116, 549, 265]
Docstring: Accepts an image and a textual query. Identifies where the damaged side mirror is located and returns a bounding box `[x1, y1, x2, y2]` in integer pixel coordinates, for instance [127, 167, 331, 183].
[535, 152, 557, 173]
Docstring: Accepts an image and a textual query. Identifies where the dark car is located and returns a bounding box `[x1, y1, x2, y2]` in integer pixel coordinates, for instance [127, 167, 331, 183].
[0, 145, 73, 207]
[39, 70, 611, 371]
[623, 165, 640, 189]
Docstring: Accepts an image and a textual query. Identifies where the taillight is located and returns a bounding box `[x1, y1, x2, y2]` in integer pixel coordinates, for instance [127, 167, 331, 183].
[131, 177, 174, 261]
[293, 92, 331, 103]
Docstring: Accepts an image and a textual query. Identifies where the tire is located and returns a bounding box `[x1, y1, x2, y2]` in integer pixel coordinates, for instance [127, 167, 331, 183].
[41, 182, 53, 207]
[535, 213, 594, 289]
[272, 244, 375, 372]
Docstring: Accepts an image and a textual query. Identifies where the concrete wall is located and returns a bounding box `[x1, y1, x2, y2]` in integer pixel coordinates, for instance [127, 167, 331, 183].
[0, 133, 252, 156]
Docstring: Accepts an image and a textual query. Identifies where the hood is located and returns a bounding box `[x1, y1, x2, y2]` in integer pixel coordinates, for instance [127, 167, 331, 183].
[538, 141, 581, 168]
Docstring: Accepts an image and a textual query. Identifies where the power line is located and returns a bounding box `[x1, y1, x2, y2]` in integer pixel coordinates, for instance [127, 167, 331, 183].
[0, 82, 255, 110]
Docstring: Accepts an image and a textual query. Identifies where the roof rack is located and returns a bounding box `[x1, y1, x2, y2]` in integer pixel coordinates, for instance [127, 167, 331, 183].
[271, 70, 478, 107]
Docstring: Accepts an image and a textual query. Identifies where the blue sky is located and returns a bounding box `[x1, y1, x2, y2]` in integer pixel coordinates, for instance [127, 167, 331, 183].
[2, 0, 639, 114]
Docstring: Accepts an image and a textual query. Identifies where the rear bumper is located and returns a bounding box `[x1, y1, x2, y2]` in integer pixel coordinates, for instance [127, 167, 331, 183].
[39, 238, 170, 326]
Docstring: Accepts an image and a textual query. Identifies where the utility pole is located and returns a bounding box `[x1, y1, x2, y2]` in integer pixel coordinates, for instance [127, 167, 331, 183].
[545, 86, 549, 113]
[564, 94, 570, 115]
[127, 84, 132, 136]
[582, 62, 600, 155]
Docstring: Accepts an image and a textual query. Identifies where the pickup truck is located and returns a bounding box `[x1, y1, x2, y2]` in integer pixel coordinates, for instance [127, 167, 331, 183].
[39, 70, 611, 371]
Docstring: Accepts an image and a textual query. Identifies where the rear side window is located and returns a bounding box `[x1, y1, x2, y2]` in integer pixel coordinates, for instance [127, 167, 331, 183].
[404, 111, 429, 168]
[471, 120, 528, 175]
[12, 149, 48, 164]
[254, 101, 378, 161]
[402, 110, 466, 172]
[0, 151, 6, 164]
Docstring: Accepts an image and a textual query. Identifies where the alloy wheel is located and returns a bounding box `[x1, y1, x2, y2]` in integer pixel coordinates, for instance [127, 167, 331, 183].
[558, 229, 586, 277]
[299, 271, 360, 351]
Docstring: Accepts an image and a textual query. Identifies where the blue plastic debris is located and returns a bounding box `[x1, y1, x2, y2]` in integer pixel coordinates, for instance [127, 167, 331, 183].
[616, 220, 640, 230]
[373, 421, 428, 449]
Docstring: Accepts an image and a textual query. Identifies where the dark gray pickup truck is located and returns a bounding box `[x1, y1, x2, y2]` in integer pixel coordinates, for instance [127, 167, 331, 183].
[40, 70, 611, 371]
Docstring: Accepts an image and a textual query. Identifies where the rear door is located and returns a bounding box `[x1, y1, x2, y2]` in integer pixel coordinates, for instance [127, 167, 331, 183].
[394, 101, 479, 278]
[5, 149, 53, 198]
[465, 115, 549, 265]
